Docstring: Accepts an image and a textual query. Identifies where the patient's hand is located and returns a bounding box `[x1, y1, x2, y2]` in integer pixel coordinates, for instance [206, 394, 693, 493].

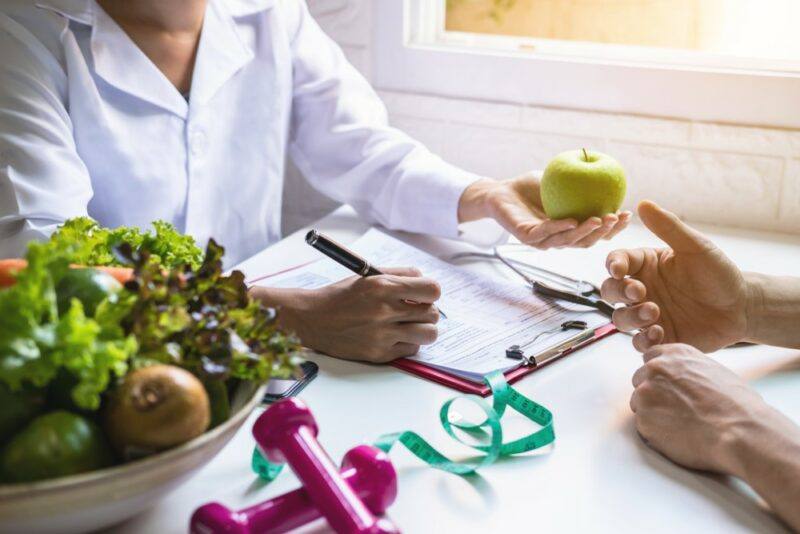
[253, 267, 440, 363]
[600, 201, 748, 353]
[634, 345, 800, 531]
[630, 343, 775, 475]
[458, 173, 631, 249]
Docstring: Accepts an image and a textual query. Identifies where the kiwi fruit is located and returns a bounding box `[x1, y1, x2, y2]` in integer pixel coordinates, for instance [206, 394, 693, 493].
[104, 365, 210, 457]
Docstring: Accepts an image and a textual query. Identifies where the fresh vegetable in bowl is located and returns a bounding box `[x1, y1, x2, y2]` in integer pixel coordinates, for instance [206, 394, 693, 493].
[117, 239, 295, 384]
[0, 242, 137, 411]
[0, 218, 300, 483]
[0, 411, 114, 483]
[0, 218, 203, 289]
[44, 217, 204, 269]
[0, 383, 45, 439]
[56, 268, 122, 317]
[104, 365, 210, 456]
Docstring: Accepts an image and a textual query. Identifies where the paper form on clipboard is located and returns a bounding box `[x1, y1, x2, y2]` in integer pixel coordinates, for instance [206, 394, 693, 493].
[251, 229, 609, 384]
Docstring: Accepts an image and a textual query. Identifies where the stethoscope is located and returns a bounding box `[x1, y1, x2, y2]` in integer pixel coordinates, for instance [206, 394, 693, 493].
[450, 244, 615, 318]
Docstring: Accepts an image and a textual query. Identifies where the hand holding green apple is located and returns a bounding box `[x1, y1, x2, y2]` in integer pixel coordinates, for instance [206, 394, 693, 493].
[541, 149, 628, 221]
[458, 150, 631, 250]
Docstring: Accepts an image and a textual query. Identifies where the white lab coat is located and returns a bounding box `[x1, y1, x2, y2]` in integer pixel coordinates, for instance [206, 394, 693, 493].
[0, 0, 482, 266]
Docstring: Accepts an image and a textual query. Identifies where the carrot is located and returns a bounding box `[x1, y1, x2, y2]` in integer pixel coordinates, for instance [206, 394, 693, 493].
[0, 259, 28, 288]
[92, 266, 134, 284]
[0, 259, 134, 288]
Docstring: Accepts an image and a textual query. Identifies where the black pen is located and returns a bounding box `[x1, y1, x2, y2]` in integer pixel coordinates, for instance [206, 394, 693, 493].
[305, 230, 447, 319]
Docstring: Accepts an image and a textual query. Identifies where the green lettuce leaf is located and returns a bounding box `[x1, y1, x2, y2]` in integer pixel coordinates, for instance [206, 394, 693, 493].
[0, 223, 293, 412]
[0, 242, 136, 410]
[45, 217, 203, 269]
[121, 240, 299, 383]
[52, 301, 137, 410]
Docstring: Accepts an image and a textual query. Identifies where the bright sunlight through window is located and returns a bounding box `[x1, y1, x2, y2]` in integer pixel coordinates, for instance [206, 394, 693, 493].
[445, 0, 800, 63]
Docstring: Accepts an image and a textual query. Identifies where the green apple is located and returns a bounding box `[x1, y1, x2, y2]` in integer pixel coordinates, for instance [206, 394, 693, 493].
[540, 149, 627, 221]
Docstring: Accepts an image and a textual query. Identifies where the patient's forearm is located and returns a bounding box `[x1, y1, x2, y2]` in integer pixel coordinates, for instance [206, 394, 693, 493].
[726, 408, 800, 531]
[745, 273, 800, 348]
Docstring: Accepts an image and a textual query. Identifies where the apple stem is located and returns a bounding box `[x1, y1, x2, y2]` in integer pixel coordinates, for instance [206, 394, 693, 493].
[582, 148, 589, 162]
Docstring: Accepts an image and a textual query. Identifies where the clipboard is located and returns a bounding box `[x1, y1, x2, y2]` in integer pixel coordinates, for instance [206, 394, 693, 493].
[391, 323, 618, 397]
[246, 232, 619, 398]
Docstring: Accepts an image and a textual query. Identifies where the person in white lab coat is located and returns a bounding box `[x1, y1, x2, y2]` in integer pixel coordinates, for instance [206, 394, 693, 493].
[0, 0, 630, 362]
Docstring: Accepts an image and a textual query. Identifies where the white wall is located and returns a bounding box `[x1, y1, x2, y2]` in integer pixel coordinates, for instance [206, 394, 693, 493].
[281, 0, 800, 235]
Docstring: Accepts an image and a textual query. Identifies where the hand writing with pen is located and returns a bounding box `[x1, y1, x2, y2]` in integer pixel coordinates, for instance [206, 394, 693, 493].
[252, 173, 630, 363]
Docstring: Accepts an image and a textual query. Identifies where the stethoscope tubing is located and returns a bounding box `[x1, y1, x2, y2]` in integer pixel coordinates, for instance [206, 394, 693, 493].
[449, 250, 598, 295]
[449, 248, 615, 318]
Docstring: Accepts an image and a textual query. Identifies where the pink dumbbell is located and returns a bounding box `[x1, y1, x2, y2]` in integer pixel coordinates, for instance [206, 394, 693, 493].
[258, 398, 397, 533]
[189, 444, 397, 533]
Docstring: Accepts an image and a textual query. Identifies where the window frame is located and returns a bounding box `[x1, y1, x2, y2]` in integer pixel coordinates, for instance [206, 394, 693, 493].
[371, 0, 800, 129]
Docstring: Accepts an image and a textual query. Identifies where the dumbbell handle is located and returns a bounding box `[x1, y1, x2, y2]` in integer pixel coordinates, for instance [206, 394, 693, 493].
[274, 425, 387, 533]
[190, 445, 398, 534]
[240, 463, 359, 533]
[252, 399, 397, 533]
[242, 484, 317, 533]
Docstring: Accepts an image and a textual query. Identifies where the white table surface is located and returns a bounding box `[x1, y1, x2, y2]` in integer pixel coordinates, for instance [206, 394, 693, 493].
[112, 206, 800, 534]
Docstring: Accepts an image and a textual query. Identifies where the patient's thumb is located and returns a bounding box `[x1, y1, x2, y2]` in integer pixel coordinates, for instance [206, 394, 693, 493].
[637, 200, 709, 252]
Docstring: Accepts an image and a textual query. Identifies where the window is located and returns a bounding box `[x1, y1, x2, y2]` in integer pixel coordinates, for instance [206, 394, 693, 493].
[371, 0, 800, 128]
[445, 0, 800, 69]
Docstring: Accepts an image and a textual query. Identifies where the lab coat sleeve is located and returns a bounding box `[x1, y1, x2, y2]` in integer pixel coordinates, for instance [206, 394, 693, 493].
[0, 15, 92, 258]
[284, 1, 484, 239]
